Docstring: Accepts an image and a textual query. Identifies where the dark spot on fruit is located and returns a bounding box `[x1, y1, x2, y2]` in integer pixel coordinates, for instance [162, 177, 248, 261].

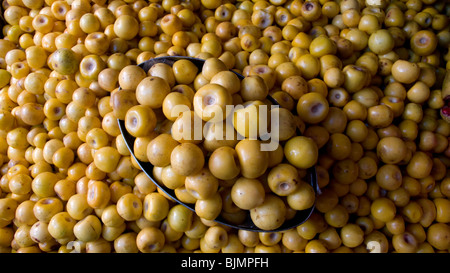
[41, 199, 53, 205]
[244, 40, 253, 48]
[311, 103, 322, 113]
[305, 2, 314, 11]
[279, 182, 290, 191]
[131, 116, 137, 126]
[403, 233, 413, 244]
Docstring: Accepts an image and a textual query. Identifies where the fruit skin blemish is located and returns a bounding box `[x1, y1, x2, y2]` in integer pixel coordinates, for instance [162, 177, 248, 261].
[0, 0, 449, 254]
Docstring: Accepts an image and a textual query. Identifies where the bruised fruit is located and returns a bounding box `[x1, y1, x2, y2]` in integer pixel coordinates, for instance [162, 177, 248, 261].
[50, 48, 79, 75]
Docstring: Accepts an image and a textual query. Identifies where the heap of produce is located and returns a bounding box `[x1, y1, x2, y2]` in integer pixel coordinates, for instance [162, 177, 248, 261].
[0, 0, 449, 253]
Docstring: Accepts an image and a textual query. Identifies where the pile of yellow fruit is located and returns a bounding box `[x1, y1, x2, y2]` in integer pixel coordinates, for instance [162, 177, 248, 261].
[0, 0, 449, 253]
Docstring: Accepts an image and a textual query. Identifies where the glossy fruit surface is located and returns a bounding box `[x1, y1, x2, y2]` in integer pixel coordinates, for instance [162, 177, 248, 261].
[0, 0, 448, 254]
[50, 48, 79, 75]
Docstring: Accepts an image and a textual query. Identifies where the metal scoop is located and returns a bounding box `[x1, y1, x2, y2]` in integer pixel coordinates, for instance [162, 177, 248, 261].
[117, 56, 318, 232]
[0, 7, 5, 39]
